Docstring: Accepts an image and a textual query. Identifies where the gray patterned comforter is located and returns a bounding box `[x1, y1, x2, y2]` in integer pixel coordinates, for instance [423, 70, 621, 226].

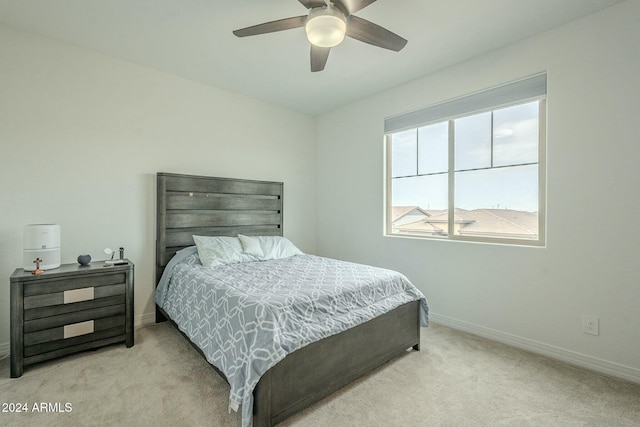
[155, 248, 428, 427]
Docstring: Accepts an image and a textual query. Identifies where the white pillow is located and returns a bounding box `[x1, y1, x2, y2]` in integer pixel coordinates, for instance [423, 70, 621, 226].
[192, 235, 256, 267]
[255, 236, 304, 260]
[238, 234, 265, 258]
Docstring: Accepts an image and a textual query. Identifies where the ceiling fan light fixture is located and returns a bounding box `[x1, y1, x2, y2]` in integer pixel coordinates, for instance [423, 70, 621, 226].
[305, 6, 347, 48]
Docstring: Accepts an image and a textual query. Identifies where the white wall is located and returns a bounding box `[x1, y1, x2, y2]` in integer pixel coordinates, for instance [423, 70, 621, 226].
[2, 1, 639, 384]
[316, 1, 640, 382]
[0, 25, 316, 349]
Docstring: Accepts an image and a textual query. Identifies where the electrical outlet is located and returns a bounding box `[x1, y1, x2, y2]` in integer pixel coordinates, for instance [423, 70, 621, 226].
[582, 315, 599, 336]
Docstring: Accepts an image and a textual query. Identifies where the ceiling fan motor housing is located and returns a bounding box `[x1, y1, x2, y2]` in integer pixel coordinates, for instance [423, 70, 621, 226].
[305, 5, 347, 48]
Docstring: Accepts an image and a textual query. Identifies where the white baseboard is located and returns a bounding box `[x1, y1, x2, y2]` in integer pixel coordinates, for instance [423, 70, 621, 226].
[135, 311, 156, 328]
[429, 312, 640, 385]
[0, 341, 9, 360]
[4, 311, 637, 385]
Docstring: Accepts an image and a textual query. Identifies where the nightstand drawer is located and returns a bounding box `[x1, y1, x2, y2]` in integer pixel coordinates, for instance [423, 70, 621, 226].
[24, 304, 125, 333]
[24, 294, 124, 321]
[24, 315, 125, 346]
[24, 335, 126, 366]
[24, 283, 125, 309]
[24, 318, 125, 357]
[23, 272, 126, 297]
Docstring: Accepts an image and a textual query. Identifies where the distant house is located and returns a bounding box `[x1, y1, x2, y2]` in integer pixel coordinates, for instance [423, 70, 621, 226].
[391, 206, 430, 226]
[391, 206, 538, 240]
[391, 206, 446, 236]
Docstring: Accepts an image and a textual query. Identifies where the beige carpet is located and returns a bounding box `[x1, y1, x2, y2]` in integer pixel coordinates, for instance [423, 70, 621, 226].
[1, 323, 639, 426]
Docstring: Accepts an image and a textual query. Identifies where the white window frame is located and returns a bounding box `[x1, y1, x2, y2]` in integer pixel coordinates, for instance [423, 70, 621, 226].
[384, 74, 547, 246]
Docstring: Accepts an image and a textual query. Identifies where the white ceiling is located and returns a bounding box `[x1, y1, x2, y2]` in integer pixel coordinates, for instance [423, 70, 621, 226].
[0, 0, 625, 115]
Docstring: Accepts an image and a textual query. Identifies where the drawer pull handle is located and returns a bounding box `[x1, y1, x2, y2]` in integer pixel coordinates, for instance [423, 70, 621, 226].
[64, 320, 95, 339]
[63, 287, 94, 304]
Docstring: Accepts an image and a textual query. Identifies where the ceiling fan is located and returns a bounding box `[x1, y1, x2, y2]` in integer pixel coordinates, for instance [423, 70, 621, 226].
[232, 0, 407, 72]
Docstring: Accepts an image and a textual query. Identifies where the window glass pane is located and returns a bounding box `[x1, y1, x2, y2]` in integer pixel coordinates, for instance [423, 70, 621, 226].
[493, 101, 539, 167]
[385, 77, 545, 245]
[391, 175, 448, 237]
[454, 164, 538, 240]
[418, 122, 448, 175]
[391, 129, 417, 178]
[455, 111, 491, 171]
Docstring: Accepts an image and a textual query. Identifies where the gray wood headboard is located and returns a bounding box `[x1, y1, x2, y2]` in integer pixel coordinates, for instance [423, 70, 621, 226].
[156, 172, 283, 284]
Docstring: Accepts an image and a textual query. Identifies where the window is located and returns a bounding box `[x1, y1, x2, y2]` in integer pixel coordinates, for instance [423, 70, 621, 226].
[385, 74, 546, 245]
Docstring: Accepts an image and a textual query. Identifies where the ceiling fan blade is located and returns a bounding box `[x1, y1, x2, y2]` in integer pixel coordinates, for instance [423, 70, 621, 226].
[298, 0, 327, 9]
[346, 15, 407, 51]
[233, 16, 306, 37]
[310, 45, 331, 72]
[331, 0, 349, 16]
[333, 0, 377, 16]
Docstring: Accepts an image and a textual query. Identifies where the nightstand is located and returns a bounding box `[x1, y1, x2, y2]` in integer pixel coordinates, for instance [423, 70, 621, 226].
[10, 260, 134, 378]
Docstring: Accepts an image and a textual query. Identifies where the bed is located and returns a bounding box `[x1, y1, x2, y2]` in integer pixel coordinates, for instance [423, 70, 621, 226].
[155, 172, 428, 427]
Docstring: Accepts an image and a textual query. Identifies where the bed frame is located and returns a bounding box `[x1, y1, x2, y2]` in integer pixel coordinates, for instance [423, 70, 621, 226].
[155, 172, 421, 426]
